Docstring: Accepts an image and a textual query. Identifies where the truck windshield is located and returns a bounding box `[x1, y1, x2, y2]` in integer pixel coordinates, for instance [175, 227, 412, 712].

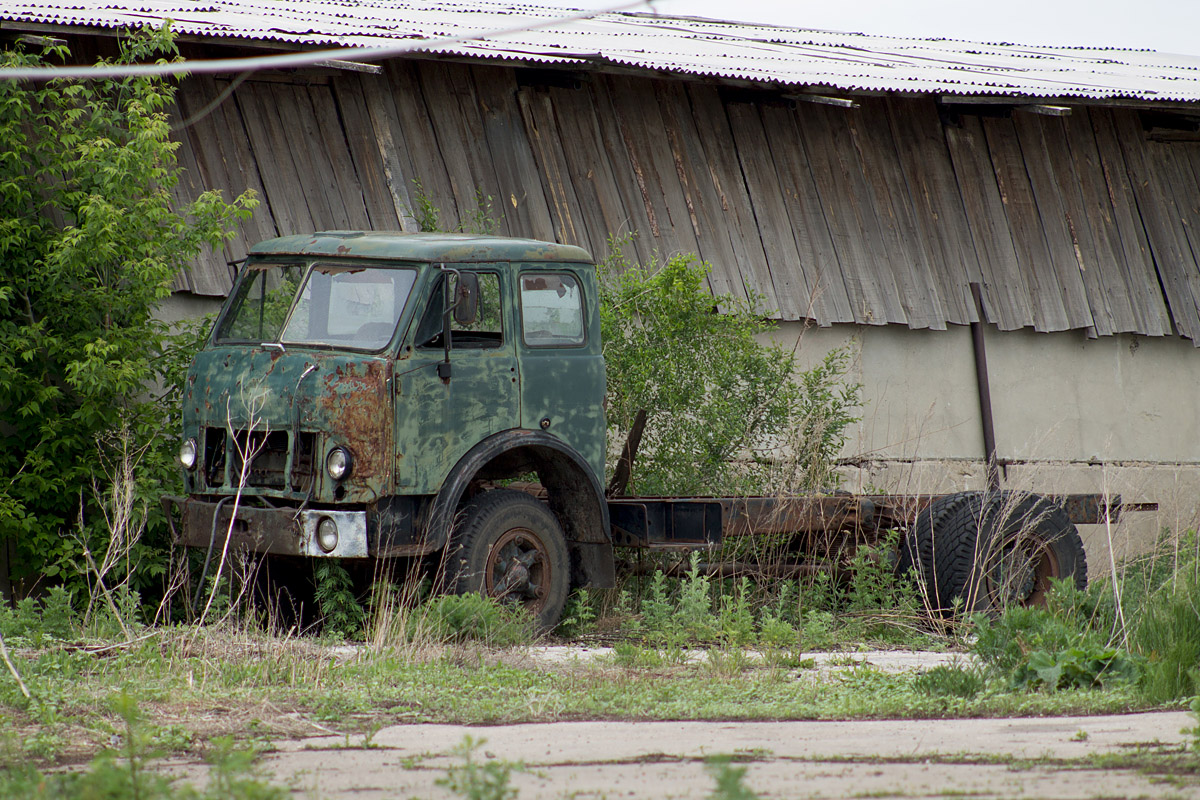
[216, 262, 418, 351]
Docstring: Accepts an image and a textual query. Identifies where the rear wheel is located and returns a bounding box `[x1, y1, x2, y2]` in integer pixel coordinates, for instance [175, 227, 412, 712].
[901, 491, 1086, 615]
[442, 489, 570, 631]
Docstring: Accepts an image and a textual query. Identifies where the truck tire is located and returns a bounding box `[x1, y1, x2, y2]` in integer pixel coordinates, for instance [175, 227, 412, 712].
[443, 489, 570, 632]
[901, 491, 1086, 616]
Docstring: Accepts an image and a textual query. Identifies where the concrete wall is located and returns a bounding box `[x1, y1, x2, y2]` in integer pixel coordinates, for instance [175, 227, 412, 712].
[156, 292, 224, 328]
[768, 322, 1200, 575]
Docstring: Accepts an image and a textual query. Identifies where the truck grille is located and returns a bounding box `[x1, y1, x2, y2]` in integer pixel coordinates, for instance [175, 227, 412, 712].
[291, 432, 316, 492]
[202, 427, 316, 492]
[203, 427, 226, 488]
[231, 430, 288, 488]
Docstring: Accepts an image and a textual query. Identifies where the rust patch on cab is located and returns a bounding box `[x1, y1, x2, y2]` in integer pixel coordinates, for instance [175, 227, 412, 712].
[318, 361, 390, 485]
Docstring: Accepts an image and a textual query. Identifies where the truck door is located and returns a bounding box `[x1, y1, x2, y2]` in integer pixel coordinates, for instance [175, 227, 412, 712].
[516, 268, 606, 481]
[395, 267, 520, 493]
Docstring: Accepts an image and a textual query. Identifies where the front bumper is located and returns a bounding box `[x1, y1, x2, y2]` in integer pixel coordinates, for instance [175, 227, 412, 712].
[161, 496, 369, 558]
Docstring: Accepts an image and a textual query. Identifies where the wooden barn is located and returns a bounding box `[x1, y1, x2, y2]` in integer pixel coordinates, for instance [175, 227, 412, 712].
[6, 1, 1200, 563]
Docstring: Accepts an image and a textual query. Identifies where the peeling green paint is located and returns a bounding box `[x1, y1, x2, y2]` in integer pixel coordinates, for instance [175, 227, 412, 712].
[248, 231, 593, 265]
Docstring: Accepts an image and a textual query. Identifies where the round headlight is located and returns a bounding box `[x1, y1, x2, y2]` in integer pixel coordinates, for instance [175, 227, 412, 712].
[179, 438, 198, 470]
[325, 446, 352, 481]
[316, 516, 339, 553]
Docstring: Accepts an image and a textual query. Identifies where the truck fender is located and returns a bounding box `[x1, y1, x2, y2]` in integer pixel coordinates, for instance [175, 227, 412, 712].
[426, 429, 615, 588]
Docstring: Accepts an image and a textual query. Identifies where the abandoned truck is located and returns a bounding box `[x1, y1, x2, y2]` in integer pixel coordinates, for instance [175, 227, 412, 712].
[165, 231, 1123, 629]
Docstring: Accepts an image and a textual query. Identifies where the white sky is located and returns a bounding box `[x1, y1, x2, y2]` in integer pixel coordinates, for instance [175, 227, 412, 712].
[553, 0, 1200, 56]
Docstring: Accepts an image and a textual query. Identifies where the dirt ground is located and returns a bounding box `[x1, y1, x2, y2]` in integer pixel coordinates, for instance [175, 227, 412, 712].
[168, 649, 1200, 799]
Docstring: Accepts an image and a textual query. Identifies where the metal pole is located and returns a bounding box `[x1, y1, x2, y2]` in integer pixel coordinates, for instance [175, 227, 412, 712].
[969, 283, 1000, 493]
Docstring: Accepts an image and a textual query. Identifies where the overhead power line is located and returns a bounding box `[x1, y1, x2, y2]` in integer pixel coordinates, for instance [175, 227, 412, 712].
[0, 0, 654, 81]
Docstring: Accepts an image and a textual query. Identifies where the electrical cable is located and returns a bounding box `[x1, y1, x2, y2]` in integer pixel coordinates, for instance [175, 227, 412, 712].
[0, 0, 655, 82]
[192, 495, 231, 618]
[170, 70, 250, 130]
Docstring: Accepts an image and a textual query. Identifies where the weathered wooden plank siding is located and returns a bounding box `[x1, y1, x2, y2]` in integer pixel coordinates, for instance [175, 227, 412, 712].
[654, 82, 746, 303]
[850, 97, 947, 331]
[982, 116, 1079, 332]
[546, 85, 639, 258]
[168, 92, 220, 293]
[473, 69, 557, 243]
[886, 99, 981, 326]
[1013, 111, 1107, 335]
[1112, 109, 1200, 341]
[725, 100, 806, 317]
[943, 116, 1034, 330]
[170, 60, 1200, 344]
[515, 88, 592, 254]
[329, 75, 408, 231]
[684, 84, 771, 307]
[210, 78, 283, 251]
[757, 104, 845, 320]
[601, 75, 706, 267]
[1063, 110, 1148, 335]
[1161, 141, 1200, 329]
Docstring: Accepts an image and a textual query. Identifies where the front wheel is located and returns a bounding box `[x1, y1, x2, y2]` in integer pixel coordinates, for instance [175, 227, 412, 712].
[901, 491, 1087, 616]
[442, 489, 570, 631]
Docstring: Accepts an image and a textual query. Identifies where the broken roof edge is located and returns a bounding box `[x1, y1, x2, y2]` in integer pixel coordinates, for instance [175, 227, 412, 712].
[7, 12, 1200, 105]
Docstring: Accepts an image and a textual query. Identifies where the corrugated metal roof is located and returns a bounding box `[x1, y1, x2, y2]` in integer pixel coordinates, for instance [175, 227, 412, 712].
[5, 0, 1200, 101]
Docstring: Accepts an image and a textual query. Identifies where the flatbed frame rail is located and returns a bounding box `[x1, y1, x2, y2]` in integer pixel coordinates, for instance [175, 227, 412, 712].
[608, 492, 1136, 551]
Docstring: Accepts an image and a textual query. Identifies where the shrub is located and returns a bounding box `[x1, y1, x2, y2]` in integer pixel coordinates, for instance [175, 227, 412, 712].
[1010, 646, 1140, 691]
[972, 603, 1141, 691]
[0, 28, 254, 594]
[598, 238, 859, 496]
[705, 757, 760, 800]
[555, 588, 598, 638]
[408, 594, 533, 647]
[620, 548, 931, 652]
[313, 562, 365, 639]
[846, 533, 917, 614]
[0, 587, 77, 644]
[914, 663, 985, 698]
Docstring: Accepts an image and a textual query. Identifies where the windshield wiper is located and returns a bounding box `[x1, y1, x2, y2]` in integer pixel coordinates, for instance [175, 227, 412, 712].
[262, 342, 286, 353]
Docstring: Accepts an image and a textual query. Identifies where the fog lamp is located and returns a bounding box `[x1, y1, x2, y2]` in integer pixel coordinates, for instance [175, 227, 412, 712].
[325, 446, 352, 481]
[316, 516, 339, 553]
[179, 438, 198, 470]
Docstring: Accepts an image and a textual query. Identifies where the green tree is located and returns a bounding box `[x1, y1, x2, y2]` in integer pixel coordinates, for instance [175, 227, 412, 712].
[0, 28, 255, 593]
[599, 238, 860, 497]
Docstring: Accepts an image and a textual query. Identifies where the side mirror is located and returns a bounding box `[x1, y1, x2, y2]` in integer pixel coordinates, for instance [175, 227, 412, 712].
[453, 272, 479, 326]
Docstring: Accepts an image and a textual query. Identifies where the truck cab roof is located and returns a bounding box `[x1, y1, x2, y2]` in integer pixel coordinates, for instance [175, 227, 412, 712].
[247, 231, 595, 265]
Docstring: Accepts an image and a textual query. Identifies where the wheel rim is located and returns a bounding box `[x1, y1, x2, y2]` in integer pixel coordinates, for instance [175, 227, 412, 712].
[986, 536, 1060, 608]
[484, 527, 552, 615]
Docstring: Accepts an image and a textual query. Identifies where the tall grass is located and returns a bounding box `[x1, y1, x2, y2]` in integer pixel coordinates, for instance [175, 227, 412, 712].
[970, 527, 1200, 702]
[367, 566, 534, 656]
[1120, 530, 1200, 703]
[1133, 569, 1200, 703]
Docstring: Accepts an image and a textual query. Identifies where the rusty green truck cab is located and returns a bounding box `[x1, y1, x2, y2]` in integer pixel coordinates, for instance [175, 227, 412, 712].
[170, 232, 614, 626]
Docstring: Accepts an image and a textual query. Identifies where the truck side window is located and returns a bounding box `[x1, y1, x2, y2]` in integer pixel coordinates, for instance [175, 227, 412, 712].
[416, 272, 503, 349]
[521, 273, 585, 347]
